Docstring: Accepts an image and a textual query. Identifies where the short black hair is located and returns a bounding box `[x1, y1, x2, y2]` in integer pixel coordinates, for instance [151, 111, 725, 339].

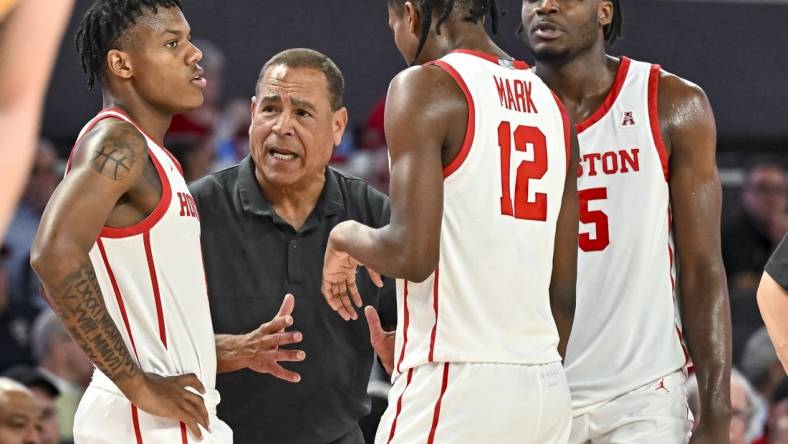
[388, 0, 502, 65]
[75, 0, 183, 90]
[256, 48, 345, 111]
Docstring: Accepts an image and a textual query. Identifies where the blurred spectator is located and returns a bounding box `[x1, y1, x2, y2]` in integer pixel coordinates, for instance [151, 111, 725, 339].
[741, 328, 784, 441]
[0, 377, 41, 444]
[30, 310, 91, 443]
[687, 368, 764, 443]
[167, 38, 250, 170]
[767, 379, 788, 444]
[0, 243, 38, 372]
[723, 162, 788, 293]
[3, 366, 60, 444]
[4, 139, 60, 308]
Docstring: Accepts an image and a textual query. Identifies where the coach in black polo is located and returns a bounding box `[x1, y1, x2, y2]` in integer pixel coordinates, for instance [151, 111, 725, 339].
[190, 49, 395, 444]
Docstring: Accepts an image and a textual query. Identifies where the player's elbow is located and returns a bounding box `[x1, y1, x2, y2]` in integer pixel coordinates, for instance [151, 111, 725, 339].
[400, 247, 439, 283]
[30, 233, 82, 283]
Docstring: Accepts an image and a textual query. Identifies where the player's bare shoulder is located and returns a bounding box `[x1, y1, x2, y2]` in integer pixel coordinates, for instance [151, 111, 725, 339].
[656, 69, 716, 157]
[71, 118, 149, 183]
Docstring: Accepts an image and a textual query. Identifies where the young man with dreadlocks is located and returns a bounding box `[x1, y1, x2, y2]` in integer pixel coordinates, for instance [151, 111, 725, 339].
[322, 0, 580, 442]
[521, 1, 732, 443]
[30, 1, 302, 442]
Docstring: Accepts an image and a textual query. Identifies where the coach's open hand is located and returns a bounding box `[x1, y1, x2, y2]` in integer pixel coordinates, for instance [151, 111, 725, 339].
[122, 371, 210, 439]
[323, 222, 384, 321]
[365, 306, 395, 374]
[215, 293, 305, 382]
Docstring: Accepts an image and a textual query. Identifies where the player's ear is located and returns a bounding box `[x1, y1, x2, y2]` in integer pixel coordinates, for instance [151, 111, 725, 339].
[598, 0, 613, 27]
[248, 97, 257, 137]
[403, 1, 420, 36]
[107, 49, 133, 80]
[332, 107, 348, 147]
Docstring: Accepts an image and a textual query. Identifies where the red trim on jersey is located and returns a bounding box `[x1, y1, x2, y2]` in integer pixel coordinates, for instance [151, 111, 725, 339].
[395, 281, 410, 374]
[449, 49, 529, 69]
[428, 268, 440, 362]
[648, 64, 670, 182]
[387, 368, 414, 444]
[143, 232, 167, 348]
[164, 149, 185, 177]
[99, 147, 172, 238]
[180, 422, 188, 444]
[428, 60, 476, 179]
[97, 239, 140, 360]
[551, 92, 572, 171]
[575, 57, 631, 134]
[65, 113, 127, 173]
[426, 363, 450, 444]
[131, 404, 144, 444]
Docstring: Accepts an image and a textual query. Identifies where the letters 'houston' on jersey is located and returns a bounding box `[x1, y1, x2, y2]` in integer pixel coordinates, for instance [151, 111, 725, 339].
[565, 57, 689, 413]
[66, 108, 218, 394]
[391, 50, 572, 378]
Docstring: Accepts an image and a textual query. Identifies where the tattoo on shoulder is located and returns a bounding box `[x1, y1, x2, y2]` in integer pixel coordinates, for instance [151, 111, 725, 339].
[90, 127, 147, 181]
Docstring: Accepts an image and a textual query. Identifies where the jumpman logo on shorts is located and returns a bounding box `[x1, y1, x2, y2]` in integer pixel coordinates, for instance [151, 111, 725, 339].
[655, 378, 669, 393]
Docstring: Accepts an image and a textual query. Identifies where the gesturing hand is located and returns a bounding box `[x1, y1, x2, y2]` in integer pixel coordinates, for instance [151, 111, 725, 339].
[124, 372, 210, 439]
[322, 224, 383, 321]
[244, 293, 305, 383]
[365, 306, 396, 374]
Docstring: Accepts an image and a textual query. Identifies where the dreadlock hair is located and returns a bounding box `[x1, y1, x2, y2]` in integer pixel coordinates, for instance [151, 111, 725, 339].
[75, 0, 183, 90]
[604, 0, 623, 45]
[387, 0, 502, 65]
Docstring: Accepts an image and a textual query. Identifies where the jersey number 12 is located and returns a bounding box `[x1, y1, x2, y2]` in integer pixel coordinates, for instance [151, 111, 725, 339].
[498, 121, 548, 221]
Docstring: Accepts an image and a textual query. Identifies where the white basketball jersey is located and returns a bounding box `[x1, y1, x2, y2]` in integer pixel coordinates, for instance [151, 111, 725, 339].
[565, 58, 688, 413]
[66, 109, 217, 394]
[392, 50, 571, 377]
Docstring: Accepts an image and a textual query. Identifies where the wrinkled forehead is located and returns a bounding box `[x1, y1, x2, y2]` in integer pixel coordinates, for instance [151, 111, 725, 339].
[259, 66, 330, 103]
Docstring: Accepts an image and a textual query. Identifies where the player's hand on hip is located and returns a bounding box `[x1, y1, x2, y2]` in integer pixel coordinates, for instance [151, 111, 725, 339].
[245, 293, 304, 383]
[125, 372, 210, 439]
[365, 306, 395, 374]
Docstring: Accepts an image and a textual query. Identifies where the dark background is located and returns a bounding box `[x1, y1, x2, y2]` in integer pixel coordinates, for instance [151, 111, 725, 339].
[42, 0, 788, 154]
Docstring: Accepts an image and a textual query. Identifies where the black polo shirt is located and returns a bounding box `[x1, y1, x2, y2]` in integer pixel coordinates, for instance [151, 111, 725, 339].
[766, 234, 788, 290]
[189, 156, 396, 444]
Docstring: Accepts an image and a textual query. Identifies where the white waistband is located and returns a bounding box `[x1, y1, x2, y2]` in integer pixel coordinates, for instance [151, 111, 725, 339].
[90, 369, 221, 416]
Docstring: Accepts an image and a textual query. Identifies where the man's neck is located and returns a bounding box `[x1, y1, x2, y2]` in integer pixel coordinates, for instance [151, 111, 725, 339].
[426, 23, 510, 63]
[102, 93, 173, 146]
[534, 48, 618, 121]
[256, 170, 326, 231]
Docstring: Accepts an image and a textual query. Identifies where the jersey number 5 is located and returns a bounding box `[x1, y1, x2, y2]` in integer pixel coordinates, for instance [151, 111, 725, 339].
[498, 121, 547, 221]
[579, 187, 610, 251]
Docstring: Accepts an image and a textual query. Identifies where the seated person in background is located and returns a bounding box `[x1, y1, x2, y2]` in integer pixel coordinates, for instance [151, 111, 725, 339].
[0, 377, 42, 444]
[3, 365, 60, 444]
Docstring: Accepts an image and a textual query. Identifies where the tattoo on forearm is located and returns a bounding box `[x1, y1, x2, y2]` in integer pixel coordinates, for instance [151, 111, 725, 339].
[49, 263, 137, 381]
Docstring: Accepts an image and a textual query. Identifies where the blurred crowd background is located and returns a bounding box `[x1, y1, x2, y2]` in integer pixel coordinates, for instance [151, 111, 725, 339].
[1, 1, 786, 443]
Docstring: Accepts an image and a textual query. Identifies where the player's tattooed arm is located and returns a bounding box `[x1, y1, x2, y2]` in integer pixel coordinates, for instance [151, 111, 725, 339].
[660, 72, 732, 443]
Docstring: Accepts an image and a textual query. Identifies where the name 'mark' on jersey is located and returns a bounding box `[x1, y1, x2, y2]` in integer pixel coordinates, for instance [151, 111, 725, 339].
[392, 50, 572, 377]
[565, 57, 689, 414]
[65, 109, 218, 395]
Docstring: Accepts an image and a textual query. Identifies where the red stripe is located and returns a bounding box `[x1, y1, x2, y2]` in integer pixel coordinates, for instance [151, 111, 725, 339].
[180, 422, 188, 444]
[97, 239, 139, 360]
[576, 57, 631, 134]
[427, 60, 477, 179]
[143, 232, 167, 348]
[428, 268, 439, 362]
[551, 92, 572, 171]
[448, 49, 529, 69]
[648, 64, 670, 182]
[131, 405, 144, 444]
[395, 281, 410, 374]
[387, 368, 414, 444]
[65, 113, 126, 173]
[426, 363, 451, 444]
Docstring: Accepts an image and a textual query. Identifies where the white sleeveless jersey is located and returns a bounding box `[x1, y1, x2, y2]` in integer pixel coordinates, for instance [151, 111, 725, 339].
[565, 58, 688, 413]
[66, 109, 217, 393]
[392, 50, 571, 377]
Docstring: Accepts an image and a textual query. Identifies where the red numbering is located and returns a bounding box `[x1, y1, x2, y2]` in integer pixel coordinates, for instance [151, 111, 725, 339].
[498, 121, 548, 221]
[579, 187, 610, 252]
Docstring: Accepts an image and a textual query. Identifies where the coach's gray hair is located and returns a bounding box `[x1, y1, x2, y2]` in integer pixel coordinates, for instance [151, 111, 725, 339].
[741, 328, 779, 389]
[31, 309, 68, 364]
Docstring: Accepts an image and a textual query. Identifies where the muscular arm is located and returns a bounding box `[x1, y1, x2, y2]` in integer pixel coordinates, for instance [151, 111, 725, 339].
[757, 273, 788, 373]
[330, 66, 456, 282]
[550, 127, 579, 359]
[0, 0, 75, 237]
[661, 73, 732, 434]
[30, 121, 149, 390]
